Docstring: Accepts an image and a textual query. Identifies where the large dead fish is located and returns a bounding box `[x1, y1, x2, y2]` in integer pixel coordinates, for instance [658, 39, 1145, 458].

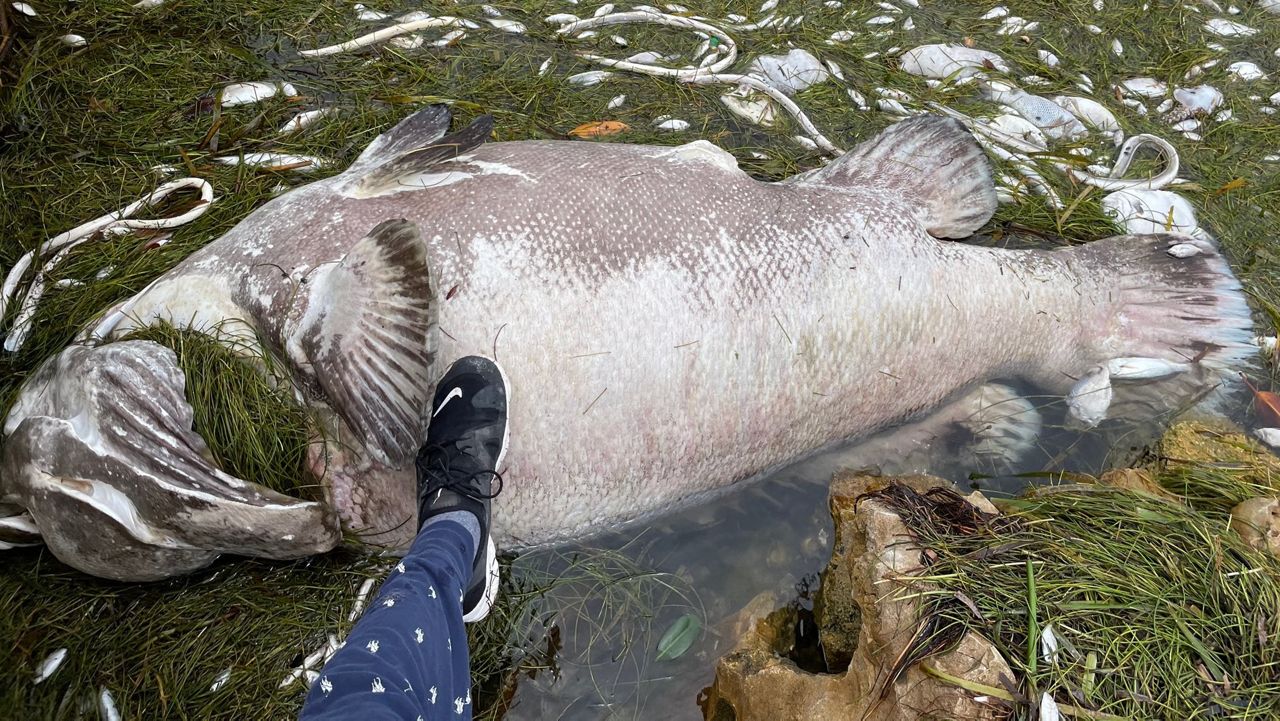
[0, 106, 1255, 580]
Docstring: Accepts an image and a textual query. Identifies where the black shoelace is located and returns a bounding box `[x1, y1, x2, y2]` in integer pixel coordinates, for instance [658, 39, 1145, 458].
[417, 442, 504, 502]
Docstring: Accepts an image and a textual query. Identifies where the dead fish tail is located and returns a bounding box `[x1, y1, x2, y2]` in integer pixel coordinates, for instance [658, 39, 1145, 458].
[1072, 232, 1255, 400]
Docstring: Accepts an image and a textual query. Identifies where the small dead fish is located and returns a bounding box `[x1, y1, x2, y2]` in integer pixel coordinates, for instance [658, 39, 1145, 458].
[568, 70, 613, 86]
[99, 688, 121, 721]
[214, 153, 326, 173]
[1040, 692, 1062, 721]
[1204, 18, 1257, 37]
[209, 668, 232, 692]
[1067, 366, 1112, 428]
[278, 108, 339, 136]
[1107, 357, 1189, 381]
[33, 648, 68, 684]
[983, 83, 1086, 140]
[347, 577, 376, 622]
[1052, 96, 1120, 134]
[1040, 625, 1060, 665]
[654, 116, 690, 131]
[353, 3, 389, 20]
[1254, 428, 1280, 448]
[1119, 77, 1168, 98]
[221, 81, 298, 108]
[488, 18, 526, 33]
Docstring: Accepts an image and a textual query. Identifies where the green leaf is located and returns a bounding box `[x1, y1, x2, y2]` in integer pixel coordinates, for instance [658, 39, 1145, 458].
[656, 614, 701, 661]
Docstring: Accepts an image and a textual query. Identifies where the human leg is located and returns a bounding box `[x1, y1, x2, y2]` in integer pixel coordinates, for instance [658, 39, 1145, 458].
[300, 356, 509, 721]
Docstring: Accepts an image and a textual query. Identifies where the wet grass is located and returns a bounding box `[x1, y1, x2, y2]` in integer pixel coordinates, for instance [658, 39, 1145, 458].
[0, 546, 386, 720]
[122, 321, 319, 500]
[1, 0, 1279, 717]
[885, 481, 1280, 720]
[0, 543, 694, 720]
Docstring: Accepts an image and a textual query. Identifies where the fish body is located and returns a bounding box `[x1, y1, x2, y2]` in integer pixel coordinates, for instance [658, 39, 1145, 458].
[0, 108, 1255, 579]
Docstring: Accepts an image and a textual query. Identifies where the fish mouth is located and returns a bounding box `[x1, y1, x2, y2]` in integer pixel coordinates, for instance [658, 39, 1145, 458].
[0, 340, 342, 581]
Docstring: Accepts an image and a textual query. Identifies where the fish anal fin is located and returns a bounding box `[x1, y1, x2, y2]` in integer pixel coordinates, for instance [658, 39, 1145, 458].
[353, 115, 495, 195]
[298, 219, 435, 466]
[808, 115, 997, 239]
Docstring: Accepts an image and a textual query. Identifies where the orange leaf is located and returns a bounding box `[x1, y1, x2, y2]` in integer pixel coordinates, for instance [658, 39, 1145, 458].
[1214, 177, 1247, 196]
[568, 121, 630, 138]
[1242, 375, 1280, 427]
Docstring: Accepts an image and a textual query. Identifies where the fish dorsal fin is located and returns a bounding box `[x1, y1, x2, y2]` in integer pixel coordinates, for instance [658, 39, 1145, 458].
[805, 115, 997, 239]
[348, 104, 454, 175]
[352, 115, 495, 196]
[297, 219, 436, 466]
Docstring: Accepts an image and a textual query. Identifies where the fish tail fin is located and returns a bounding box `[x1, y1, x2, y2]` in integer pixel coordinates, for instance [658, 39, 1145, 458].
[802, 115, 998, 238]
[1070, 233, 1256, 418]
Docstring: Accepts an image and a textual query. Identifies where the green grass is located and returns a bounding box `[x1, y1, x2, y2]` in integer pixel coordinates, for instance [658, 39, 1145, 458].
[122, 321, 319, 499]
[2, 0, 1280, 717]
[0, 543, 695, 720]
[0, 546, 387, 719]
[876, 482, 1280, 720]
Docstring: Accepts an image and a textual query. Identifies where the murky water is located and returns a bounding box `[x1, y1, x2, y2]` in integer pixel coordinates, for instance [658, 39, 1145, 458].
[499, 369, 1231, 720]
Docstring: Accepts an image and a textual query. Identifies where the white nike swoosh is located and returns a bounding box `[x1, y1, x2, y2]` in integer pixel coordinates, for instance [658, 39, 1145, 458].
[433, 387, 463, 417]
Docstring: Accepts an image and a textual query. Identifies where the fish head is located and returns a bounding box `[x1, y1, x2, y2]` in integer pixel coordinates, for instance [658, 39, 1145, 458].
[0, 339, 342, 581]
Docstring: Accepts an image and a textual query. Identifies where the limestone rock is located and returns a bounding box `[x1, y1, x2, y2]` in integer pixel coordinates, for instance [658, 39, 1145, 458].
[1231, 497, 1280, 556]
[705, 472, 1013, 720]
[1097, 468, 1179, 500]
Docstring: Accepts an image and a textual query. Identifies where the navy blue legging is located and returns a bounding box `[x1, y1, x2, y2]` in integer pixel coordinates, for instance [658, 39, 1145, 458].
[301, 519, 475, 720]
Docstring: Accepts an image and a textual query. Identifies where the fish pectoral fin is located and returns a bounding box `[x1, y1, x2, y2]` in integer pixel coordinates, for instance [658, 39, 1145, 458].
[346, 103, 454, 175]
[1, 341, 339, 581]
[803, 115, 997, 239]
[298, 219, 436, 467]
[351, 114, 495, 195]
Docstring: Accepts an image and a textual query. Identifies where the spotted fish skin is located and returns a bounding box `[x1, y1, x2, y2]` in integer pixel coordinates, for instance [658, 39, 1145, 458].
[2, 110, 1254, 577]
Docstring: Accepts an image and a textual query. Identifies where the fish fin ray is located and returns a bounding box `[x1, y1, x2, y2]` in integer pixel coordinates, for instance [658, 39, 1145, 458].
[353, 115, 495, 194]
[347, 104, 454, 174]
[805, 115, 997, 238]
[299, 219, 435, 466]
[1072, 233, 1256, 417]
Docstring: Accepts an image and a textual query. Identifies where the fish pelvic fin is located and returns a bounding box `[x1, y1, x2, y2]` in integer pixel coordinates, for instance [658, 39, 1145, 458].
[349, 114, 495, 196]
[296, 219, 436, 467]
[1, 341, 339, 581]
[804, 115, 997, 239]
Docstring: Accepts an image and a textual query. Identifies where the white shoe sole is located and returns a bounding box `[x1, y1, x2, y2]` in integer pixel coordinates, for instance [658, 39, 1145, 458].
[462, 534, 499, 623]
[461, 356, 508, 624]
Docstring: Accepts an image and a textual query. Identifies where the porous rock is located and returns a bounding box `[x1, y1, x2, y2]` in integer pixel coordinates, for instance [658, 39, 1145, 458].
[1231, 497, 1280, 556]
[703, 472, 1011, 721]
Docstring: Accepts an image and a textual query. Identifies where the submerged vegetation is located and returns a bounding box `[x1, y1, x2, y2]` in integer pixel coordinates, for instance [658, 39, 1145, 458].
[1, 0, 1280, 717]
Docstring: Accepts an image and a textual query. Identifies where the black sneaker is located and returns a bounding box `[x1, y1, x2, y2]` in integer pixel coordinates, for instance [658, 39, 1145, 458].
[416, 355, 509, 623]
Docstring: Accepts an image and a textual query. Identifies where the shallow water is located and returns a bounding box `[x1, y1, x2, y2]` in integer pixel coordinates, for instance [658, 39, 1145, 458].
[500, 371, 1234, 720]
